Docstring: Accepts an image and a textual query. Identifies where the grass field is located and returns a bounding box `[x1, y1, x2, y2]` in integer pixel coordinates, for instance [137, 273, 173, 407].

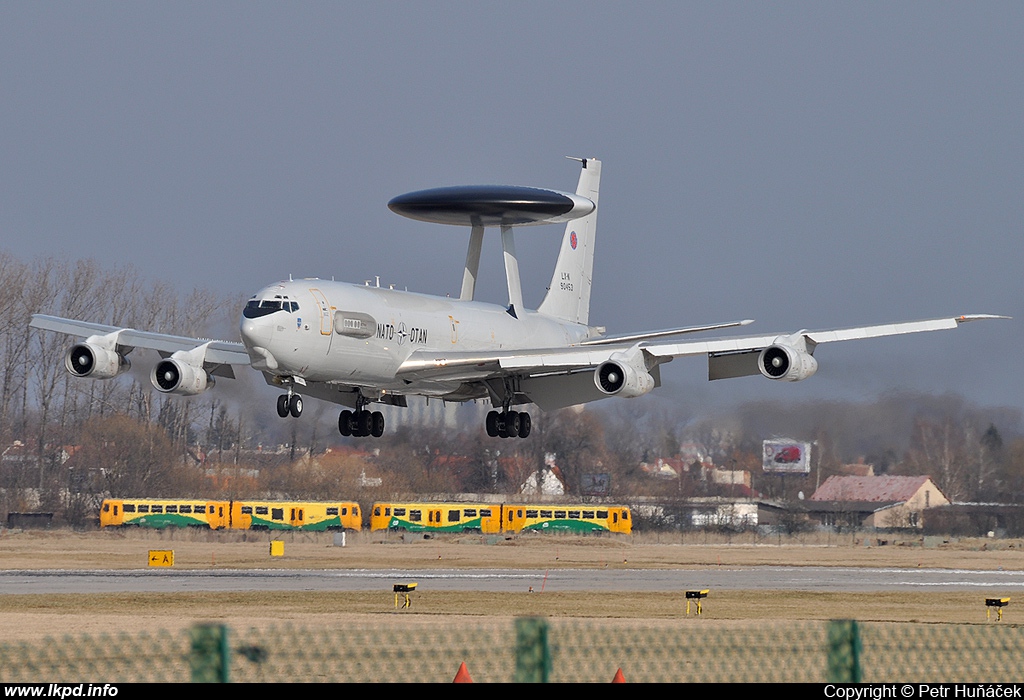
[1, 528, 1022, 642]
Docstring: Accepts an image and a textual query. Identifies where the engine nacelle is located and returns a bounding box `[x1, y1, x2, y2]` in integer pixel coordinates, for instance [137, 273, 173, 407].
[594, 350, 656, 398]
[151, 358, 214, 395]
[64, 343, 130, 379]
[758, 343, 818, 382]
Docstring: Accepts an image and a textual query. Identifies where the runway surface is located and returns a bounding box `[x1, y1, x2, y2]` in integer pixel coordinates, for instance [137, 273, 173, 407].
[3, 566, 1024, 594]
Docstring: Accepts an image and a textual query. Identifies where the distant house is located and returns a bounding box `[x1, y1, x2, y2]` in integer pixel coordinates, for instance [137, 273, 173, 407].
[640, 457, 689, 480]
[2, 441, 76, 470]
[808, 475, 949, 529]
[521, 454, 566, 496]
[684, 498, 759, 528]
[520, 468, 566, 496]
[711, 469, 751, 488]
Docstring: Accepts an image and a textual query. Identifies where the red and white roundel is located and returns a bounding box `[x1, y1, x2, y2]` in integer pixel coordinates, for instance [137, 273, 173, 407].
[570, 231, 578, 249]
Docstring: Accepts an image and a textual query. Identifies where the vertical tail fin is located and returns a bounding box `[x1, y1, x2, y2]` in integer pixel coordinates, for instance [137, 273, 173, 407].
[537, 158, 601, 325]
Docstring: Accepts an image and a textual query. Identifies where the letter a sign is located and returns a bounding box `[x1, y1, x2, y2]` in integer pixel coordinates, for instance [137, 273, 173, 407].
[148, 550, 174, 567]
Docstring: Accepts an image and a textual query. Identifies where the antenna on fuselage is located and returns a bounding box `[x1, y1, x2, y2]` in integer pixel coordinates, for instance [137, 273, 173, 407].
[387, 172, 595, 317]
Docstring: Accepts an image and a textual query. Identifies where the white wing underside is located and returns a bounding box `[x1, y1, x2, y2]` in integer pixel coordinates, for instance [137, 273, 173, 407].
[29, 315, 250, 368]
[394, 314, 1005, 411]
[31, 312, 1006, 411]
[397, 315, 1002, 382]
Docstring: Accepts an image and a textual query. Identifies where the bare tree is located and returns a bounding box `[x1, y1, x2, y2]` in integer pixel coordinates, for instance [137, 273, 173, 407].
[0, 252, 29, 441]
[534, 408, 609, 496]
[76, 414, 183, 496]
[900, 418, 975, 502]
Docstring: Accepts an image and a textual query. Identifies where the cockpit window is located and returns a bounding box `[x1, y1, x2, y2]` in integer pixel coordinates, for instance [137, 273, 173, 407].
[243, 299, 285, 318]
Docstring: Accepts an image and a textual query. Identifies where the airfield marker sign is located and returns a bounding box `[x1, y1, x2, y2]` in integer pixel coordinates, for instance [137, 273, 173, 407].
[148, 550, 174, 567]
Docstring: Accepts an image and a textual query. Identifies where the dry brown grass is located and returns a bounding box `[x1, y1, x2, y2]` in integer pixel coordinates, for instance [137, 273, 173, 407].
[0, 589, 1013, 643]
[1, 528, 1021, 642]
[2, 527, 1023, 570]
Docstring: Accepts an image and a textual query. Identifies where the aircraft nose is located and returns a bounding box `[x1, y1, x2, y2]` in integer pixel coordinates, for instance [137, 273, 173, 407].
[239, 318, 274, 348]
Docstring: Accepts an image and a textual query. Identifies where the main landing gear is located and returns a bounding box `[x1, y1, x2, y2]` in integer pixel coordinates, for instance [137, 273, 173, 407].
[338, 394, 385, 438]
[486, 409, 531, 439]
[276, 393, 302, 418]
[338, 409, 385, 438]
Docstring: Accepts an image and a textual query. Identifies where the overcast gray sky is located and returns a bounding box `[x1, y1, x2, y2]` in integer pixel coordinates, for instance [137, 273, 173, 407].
[2, 3, 1021, 415]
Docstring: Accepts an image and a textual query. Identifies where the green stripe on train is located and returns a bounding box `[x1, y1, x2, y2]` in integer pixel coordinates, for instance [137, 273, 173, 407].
[386, 517, 485, 532]
[123, 514, 209, 528]
[247, 516, 345, 530]
[522, 519, 610, 533]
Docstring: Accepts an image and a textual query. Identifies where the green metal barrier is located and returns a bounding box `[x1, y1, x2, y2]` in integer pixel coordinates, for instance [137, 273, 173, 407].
[827, 619, 862, 682]
[190, 623, 230, 683]
[515, 617, 551, 682]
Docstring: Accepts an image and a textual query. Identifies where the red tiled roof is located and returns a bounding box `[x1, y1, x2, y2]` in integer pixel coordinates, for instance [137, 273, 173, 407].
[809, 475, 933, 503]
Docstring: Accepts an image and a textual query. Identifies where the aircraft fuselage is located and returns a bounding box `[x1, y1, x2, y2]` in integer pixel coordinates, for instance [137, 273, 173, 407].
[239, 279, 591, 396]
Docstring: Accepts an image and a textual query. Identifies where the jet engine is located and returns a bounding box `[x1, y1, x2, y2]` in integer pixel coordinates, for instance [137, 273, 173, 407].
[758, 343, 818, 382]
[594, 350, 655, 398]
[151, 358, 214, 395]
[64, 343, 130, 379]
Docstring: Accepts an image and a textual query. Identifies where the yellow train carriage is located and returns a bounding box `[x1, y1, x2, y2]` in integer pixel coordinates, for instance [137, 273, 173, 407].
[371, 502, 502, 533]
[100, 499, 230, 529]
[371, 502, 632, 535]
[229, 501, 361, 531]
[502, 504, 632, 535]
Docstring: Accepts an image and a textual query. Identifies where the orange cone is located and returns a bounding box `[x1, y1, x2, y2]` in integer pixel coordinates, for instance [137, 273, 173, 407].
[453, 661, 473, 683]
[612, 667, 626, 683]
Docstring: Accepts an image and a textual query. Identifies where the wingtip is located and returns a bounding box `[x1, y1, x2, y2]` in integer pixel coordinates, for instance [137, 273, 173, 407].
[956, 314, 1012, 323]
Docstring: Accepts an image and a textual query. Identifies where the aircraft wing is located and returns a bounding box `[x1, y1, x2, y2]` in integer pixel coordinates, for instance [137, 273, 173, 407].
[644, 314, 1007, 380]
[397, 314, 1007, 409]
[29, 314, 250, 368]
[578, 318, 754, 346]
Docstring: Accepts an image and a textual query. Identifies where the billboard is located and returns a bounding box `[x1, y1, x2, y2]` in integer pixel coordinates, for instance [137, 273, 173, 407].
[580, 473, 610, 496]
[762, 440, 811, 474]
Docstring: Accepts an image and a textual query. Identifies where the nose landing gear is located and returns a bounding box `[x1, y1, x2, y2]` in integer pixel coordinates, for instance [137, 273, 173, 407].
[276, 393, 303, 418]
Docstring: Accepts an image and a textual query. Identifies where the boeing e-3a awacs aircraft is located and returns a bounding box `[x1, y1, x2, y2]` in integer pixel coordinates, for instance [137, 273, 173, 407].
[30, 158, 1007, 439]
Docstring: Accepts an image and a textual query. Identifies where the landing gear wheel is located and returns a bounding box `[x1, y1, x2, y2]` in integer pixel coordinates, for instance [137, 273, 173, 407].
[486, 409, 531, 438]
[358, 410, 373, 437]
[276, 395, 289, 418]
[371, 411, 385, 438]
[338, 410, 353, 436]
[506, 410, 521, 437]
[486, 411, 500, 437]
[288, 394, 303, 418]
